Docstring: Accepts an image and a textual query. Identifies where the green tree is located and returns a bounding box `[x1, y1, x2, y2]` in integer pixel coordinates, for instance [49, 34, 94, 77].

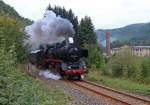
[84, 44, 104, 69]
[77, 16, 97, 46]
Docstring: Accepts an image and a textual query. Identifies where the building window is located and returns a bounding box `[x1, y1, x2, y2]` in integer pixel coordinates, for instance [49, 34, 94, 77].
[140, 49, 142, 51]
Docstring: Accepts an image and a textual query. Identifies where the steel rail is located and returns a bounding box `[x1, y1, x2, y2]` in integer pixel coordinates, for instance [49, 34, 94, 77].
[83, 80, 150, 104]
[71, 80, 150, 105]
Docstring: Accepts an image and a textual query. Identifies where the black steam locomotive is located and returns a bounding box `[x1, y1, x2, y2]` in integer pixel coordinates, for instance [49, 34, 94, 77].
[28, 37, 88, 79]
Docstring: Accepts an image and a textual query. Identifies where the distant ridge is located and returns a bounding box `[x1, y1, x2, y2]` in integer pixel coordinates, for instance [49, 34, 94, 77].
[96, 22, 150, 48]
[0, 0, 32, 25]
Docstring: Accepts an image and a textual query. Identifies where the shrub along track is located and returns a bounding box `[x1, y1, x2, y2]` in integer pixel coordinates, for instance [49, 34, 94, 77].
[66, 80, 150, 105]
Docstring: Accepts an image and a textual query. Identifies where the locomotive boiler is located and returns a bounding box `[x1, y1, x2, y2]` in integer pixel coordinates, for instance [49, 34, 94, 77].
[28, 37, 88, 79]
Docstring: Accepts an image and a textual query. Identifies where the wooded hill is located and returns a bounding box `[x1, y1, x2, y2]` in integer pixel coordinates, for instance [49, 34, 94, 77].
[0, 1, 32, 25]
[96, 22, 150, 48]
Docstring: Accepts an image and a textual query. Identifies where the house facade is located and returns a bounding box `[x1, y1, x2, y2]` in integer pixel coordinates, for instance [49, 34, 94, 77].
[111, 46, 150, 57]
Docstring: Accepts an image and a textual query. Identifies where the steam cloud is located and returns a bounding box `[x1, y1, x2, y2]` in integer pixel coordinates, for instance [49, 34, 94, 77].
[25, 10, 75, 50]
[39, 70, 60, 80]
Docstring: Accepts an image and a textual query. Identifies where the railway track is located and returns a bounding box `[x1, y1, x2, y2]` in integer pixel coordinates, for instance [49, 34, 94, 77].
[26, 64, 150, 105]
[71, 80, 150, 105]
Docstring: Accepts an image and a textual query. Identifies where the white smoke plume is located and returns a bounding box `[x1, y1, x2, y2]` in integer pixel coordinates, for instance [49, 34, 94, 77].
[39, 70, 60, 80]
[25, 10, 75, 50]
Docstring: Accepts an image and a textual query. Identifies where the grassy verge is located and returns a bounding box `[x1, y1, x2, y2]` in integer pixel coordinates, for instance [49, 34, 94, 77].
[86, 72, 150, 95]
[0, 65, 70, 105]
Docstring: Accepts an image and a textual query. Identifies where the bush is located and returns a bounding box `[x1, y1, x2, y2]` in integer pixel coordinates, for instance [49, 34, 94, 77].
[0, 16, 26, 63]
[111, 61, 123, 77]
[84, 44, 104, 69]
[86, 66, 101, 81]
[141, 58, 150, 84]
[0, 44, 69, 105]
[141, 58, 150, 78]
[108, 47, 142, 79]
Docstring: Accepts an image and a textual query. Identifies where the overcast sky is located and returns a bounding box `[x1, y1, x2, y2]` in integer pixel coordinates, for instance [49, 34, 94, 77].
[3, 0, 150, 29]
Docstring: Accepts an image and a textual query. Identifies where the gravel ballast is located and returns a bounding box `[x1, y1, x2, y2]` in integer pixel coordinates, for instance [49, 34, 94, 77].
[27, 64, 112, 105]
[44, 79, 112, 105]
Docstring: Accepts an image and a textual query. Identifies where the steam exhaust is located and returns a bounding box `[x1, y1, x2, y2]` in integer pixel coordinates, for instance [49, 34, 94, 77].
[25, 10, 75, 80]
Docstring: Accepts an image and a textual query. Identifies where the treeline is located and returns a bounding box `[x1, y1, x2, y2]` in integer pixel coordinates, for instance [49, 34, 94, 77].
[0, 1, 32, 26]
[111, 37, 150, 48]
[47, 5, 97, 46]
[98, 22, 150, 48]
[0, 1, 20, 18]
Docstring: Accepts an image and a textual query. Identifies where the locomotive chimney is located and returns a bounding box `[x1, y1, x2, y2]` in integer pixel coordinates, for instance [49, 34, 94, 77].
[106, 32, 111, 56]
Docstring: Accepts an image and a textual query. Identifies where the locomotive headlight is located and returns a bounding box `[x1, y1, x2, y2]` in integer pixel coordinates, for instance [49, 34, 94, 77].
[68, 66, 71, 69]
[68, 37, 74, 43]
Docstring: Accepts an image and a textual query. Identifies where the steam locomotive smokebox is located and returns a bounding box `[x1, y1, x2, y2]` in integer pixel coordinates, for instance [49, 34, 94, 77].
[28, 50, 45, 66]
